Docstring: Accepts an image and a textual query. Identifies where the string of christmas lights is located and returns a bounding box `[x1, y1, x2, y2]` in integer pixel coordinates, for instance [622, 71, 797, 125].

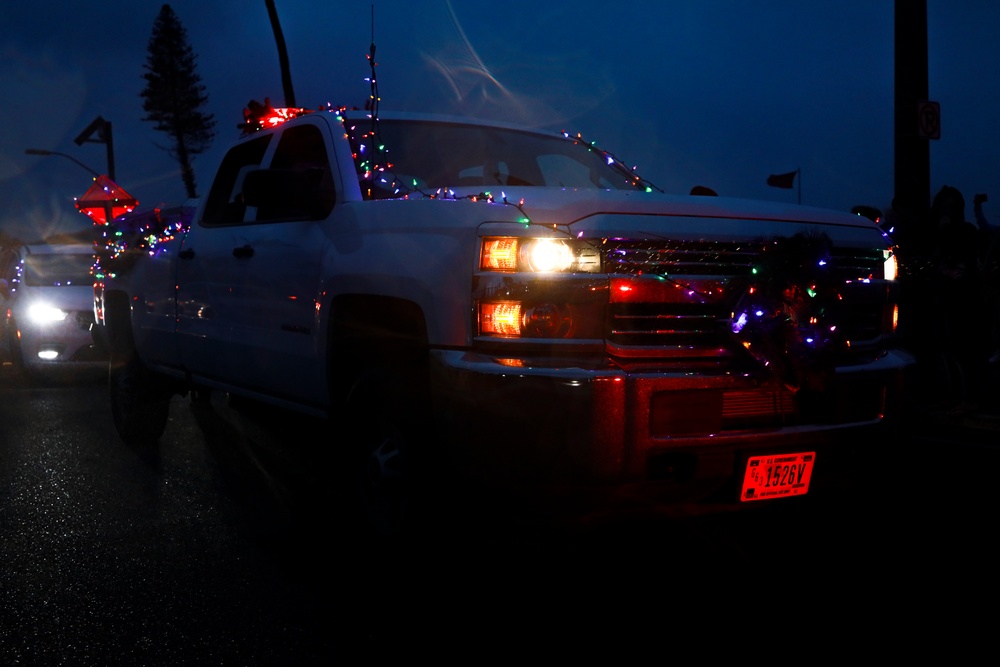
[560, 130, 663, 194]
[93, 206, 193, 281]
[730, 231, 851, 392]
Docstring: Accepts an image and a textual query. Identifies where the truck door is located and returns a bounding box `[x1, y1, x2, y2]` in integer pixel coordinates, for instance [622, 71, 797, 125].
[176, 121, 335, 408]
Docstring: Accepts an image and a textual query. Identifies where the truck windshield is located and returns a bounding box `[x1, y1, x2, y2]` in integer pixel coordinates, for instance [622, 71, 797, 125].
[349, 119, 655, 199]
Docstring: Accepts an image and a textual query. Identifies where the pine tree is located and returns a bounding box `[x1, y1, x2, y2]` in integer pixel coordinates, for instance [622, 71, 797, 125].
[140, 4, 216, 199]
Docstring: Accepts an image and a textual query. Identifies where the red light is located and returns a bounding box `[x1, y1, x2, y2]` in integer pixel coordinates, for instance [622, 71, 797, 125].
[241, 101, 314, 135]
[609, 277, 727, 304]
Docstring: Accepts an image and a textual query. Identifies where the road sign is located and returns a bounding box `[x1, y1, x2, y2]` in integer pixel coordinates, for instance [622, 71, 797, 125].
[918, 101, 940, 140]
[75, 175, 137, 225]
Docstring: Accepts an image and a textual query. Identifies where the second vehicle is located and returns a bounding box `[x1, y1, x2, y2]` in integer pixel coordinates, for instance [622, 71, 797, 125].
[2, 242, 107, 376]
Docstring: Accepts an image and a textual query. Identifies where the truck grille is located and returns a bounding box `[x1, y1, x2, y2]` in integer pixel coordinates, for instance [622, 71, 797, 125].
[603, 240, 888, 360]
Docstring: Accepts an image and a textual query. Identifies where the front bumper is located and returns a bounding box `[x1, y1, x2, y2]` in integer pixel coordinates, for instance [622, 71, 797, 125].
[11, 311, 109, 366]
[430, 347, 915, 517]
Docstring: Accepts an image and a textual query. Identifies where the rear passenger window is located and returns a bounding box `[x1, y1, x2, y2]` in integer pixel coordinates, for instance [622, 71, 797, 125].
[253, 124, 336, 222]
[201, 135, 272, 225]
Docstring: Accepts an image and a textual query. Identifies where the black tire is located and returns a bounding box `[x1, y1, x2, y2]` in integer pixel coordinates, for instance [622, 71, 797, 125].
[108, 323, 172, 446]
[342, 368, 439, 541]
[6, 324, 26, 382]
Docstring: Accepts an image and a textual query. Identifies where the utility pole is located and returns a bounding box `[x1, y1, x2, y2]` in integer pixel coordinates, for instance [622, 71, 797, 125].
[893, 0, 937, 377]
[264, 0, 295, 107]
[894, 0, 931, 249]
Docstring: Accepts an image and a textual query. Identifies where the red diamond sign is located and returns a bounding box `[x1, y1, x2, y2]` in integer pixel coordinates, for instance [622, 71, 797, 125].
[75, 174, 138, 225]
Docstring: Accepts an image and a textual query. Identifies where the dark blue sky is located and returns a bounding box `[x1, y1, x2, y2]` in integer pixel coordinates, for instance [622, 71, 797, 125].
[2, 1, 997, 241]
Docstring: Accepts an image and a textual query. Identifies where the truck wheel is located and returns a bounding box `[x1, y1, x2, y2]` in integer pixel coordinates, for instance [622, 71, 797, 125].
[343, 369, 436, 541]
[6, 325, 26, 381]
[108, 328, 171, 446]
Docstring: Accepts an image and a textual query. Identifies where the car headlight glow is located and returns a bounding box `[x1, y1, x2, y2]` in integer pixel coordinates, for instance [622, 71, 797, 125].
[27, 303, 69, 324]
[480, 237, 601, 273]
[522, 238, 575, 272]
[883, 249, 897, 281]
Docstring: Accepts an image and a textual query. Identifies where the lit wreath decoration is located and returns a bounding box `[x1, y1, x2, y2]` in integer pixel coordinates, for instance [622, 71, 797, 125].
[729, 230, 847, 393]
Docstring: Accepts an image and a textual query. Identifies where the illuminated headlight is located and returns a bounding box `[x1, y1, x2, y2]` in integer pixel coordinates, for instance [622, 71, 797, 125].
[480, 237, 601, 273]
[883, 249, 897, 281]
[38, 347, 62, 361]
[27, 303, 69, 324]
[480, 302, 523, 336]
[480, 301, 581, 337]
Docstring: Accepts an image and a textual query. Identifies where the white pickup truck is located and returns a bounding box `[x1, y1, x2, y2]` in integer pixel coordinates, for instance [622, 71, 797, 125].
[94, 104, 914, 536]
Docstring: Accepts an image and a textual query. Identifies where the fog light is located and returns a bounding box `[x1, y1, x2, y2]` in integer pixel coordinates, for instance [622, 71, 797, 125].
[37, 346, 62, 360]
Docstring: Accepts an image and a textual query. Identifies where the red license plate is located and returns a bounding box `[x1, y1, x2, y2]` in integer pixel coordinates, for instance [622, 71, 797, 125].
[741, 451, 815, 501]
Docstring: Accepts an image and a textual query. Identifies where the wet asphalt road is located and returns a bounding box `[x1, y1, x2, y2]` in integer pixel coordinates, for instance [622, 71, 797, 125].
[2, 362, 1000, 662]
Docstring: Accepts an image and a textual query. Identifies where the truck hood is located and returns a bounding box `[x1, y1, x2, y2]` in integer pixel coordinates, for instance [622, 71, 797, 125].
[448, 186, 890, 246]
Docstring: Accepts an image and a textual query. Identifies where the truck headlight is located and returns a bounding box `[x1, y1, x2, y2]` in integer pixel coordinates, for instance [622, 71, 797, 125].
[480, 301, 581, 337]
[480, 301, 523, 336]
[477, 236, 606, 339]
[476, 277, 608, 339]
[27, 303, 69, 324]
[883, 249, 897, 281]
[480, 237, 601, 273]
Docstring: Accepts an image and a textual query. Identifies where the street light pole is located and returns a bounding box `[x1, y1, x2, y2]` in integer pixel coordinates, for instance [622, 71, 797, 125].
[74, 116, 114, 182]
[25, 148, 113, 228]
[24, 148, 101, 178]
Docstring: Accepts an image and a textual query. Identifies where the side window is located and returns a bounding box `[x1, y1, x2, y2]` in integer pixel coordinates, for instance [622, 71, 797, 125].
[254, 124, 336, 222]
[201, 135, 272, 225]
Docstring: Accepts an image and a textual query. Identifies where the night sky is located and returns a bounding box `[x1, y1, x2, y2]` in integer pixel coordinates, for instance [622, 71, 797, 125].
[2, 1, 997, 242]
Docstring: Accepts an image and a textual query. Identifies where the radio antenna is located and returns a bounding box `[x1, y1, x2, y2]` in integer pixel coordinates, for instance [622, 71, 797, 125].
[358, 2, 387, 200]
[367, 4, 380, 128]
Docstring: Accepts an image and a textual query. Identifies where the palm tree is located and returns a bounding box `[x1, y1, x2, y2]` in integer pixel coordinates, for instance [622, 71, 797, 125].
[264, 0, 296, 107]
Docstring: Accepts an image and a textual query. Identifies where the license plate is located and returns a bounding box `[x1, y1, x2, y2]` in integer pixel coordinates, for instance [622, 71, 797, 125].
[741, 451, 815, 502]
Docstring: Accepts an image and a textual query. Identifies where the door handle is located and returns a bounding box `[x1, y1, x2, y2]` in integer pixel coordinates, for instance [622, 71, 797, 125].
[232, 245, 254, 259]
[179, 248, 195, 260]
